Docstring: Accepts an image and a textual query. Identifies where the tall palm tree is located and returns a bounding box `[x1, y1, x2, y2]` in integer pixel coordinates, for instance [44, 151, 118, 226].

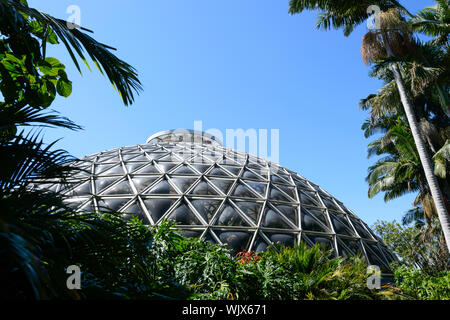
[366, 121, 440, 226]
[289, 0, 450, 251]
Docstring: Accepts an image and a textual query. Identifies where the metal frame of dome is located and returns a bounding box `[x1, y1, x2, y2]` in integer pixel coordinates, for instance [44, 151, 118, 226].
[37, 130, 397, 274]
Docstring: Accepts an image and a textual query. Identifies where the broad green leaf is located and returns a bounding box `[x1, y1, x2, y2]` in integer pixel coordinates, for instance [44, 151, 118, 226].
[56, 79, 72, 97]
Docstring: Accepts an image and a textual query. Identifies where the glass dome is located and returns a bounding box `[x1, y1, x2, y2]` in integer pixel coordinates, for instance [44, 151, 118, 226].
[36, 130, 397, 272]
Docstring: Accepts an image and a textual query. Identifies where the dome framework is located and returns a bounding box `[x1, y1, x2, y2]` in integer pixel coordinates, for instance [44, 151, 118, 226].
[36, 131, 397, 272]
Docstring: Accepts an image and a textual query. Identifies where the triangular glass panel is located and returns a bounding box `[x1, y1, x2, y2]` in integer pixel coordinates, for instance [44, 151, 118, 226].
[268, 186, 291, 202]
[275, 185, 296, 200]
[264, 232, 296, 247]
[135, 164, 160, 174]
[221, 165, 241, 176]
[214, 204, 250, 227]
[167, 201, 202, 225]
[322, 197, 342, 211]
[94, 177, 121, 194]
[191, 163, 212, 173]
[99, 164, 124, 176]
[252, 234, 269, 252]
[122, 201, 149, 223]
[245, 181, 267, 197]
[242, 169, 262, 180]
[121, 153, 141, 161]
[301, 208, 328, 233]
[329, 212, 355, 236]
[190, 180, 219, 196]
[190, 155, 212, 164]
[208, 178, 235, 195]
[339, 238, 363, 257]
[64, 198, 88, 209]
[172, 165, 196, 175]
[215, 231, 252, 252]
[144, 179, 178, 195]
[189, 199, 222, 222]
[156, 162, 179, 173]
[94, 164, 116, 175]
[202, 230, 218, 244]
[293, 178, 311, 190]
[145, 152, 167, 160]
[132, 176, 158, 193]
[305, 208, 330, 227]
[298, 189, 320, 206]
[247, 161, 265, 170]
[71, 181, 92, 196]
[261, 208, 292, 229]
[158, 154, 178, 162]
[271, 174, 290, 185]
[101, 180, 133, 195]
[235, 201, 263, 223]
[124, 162, 147, 174]
[180, 230, 204, 238]
[305, 234, 333, 252]
[97, 154, 117, 162]
[349, 217, 373, 240]
[218, 157, 239, 165]
[363, 243, 390, 272]
[276, 205, 298, 225]
[142, 198, 177, 223]
[232, 183, 258, 198]
[97, 198, 131, 212]
[208, 167, 231, 177]
[79, 200, 95, 213]
[171, 177, 198, 193]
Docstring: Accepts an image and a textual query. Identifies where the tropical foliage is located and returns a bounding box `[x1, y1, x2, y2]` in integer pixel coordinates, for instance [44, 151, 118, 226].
[0, 0, 143, 299]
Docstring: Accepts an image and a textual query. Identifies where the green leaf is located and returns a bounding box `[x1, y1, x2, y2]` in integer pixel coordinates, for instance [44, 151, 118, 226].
[56, 79, 72, 97]
[38, 57, 65, 77]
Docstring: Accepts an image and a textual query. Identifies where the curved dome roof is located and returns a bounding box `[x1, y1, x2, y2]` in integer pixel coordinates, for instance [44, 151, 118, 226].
[37, 130, 396, 272]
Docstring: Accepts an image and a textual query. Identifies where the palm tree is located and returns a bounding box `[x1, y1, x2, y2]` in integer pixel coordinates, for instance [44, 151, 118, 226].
[366, 121, 440, 226]
[289, 0, 450, 252]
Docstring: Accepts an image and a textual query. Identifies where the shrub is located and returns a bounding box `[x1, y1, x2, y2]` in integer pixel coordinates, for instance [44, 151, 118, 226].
[394, 266, 450, 300]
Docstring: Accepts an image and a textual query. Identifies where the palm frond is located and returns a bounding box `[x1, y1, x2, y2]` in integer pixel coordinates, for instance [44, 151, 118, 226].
[0, 0, 143, 106]
[0, 131, 76, 192]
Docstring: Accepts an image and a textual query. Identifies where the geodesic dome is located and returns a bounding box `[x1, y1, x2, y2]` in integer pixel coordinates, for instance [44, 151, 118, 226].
[37, 130, 396, 272]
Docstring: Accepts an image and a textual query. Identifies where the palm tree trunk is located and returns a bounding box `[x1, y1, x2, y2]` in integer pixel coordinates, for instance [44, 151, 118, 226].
[384, 38, 450, 252]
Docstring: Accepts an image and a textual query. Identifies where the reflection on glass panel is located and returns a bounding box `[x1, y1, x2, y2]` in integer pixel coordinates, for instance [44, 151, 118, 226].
[145, 180, 178, 195]
[97, 198, 130, 212]
[262, 208, 291, 229]
[233, 184, 257, 198]
[143, 198, 176, 222]
[235, 201, 262, 223]
[301, 208, 327, 232]
[265, 233, 296, 247]
[215, 205, 249, 227]
[191, 181, 219, 195]
[190, 199, 222, 222]
[131, 176, 158, 193]
[168, 202, 201, 225]
[216, 231, 251, 252]
[102, 180, 133, 195]
[171, 177, 198, 193]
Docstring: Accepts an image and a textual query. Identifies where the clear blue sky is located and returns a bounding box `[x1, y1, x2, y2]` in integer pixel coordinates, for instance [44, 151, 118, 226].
[30, 0, 434, 226]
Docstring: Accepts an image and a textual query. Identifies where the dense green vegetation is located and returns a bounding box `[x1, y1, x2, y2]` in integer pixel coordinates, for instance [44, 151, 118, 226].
[0, 0, 448, 300]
